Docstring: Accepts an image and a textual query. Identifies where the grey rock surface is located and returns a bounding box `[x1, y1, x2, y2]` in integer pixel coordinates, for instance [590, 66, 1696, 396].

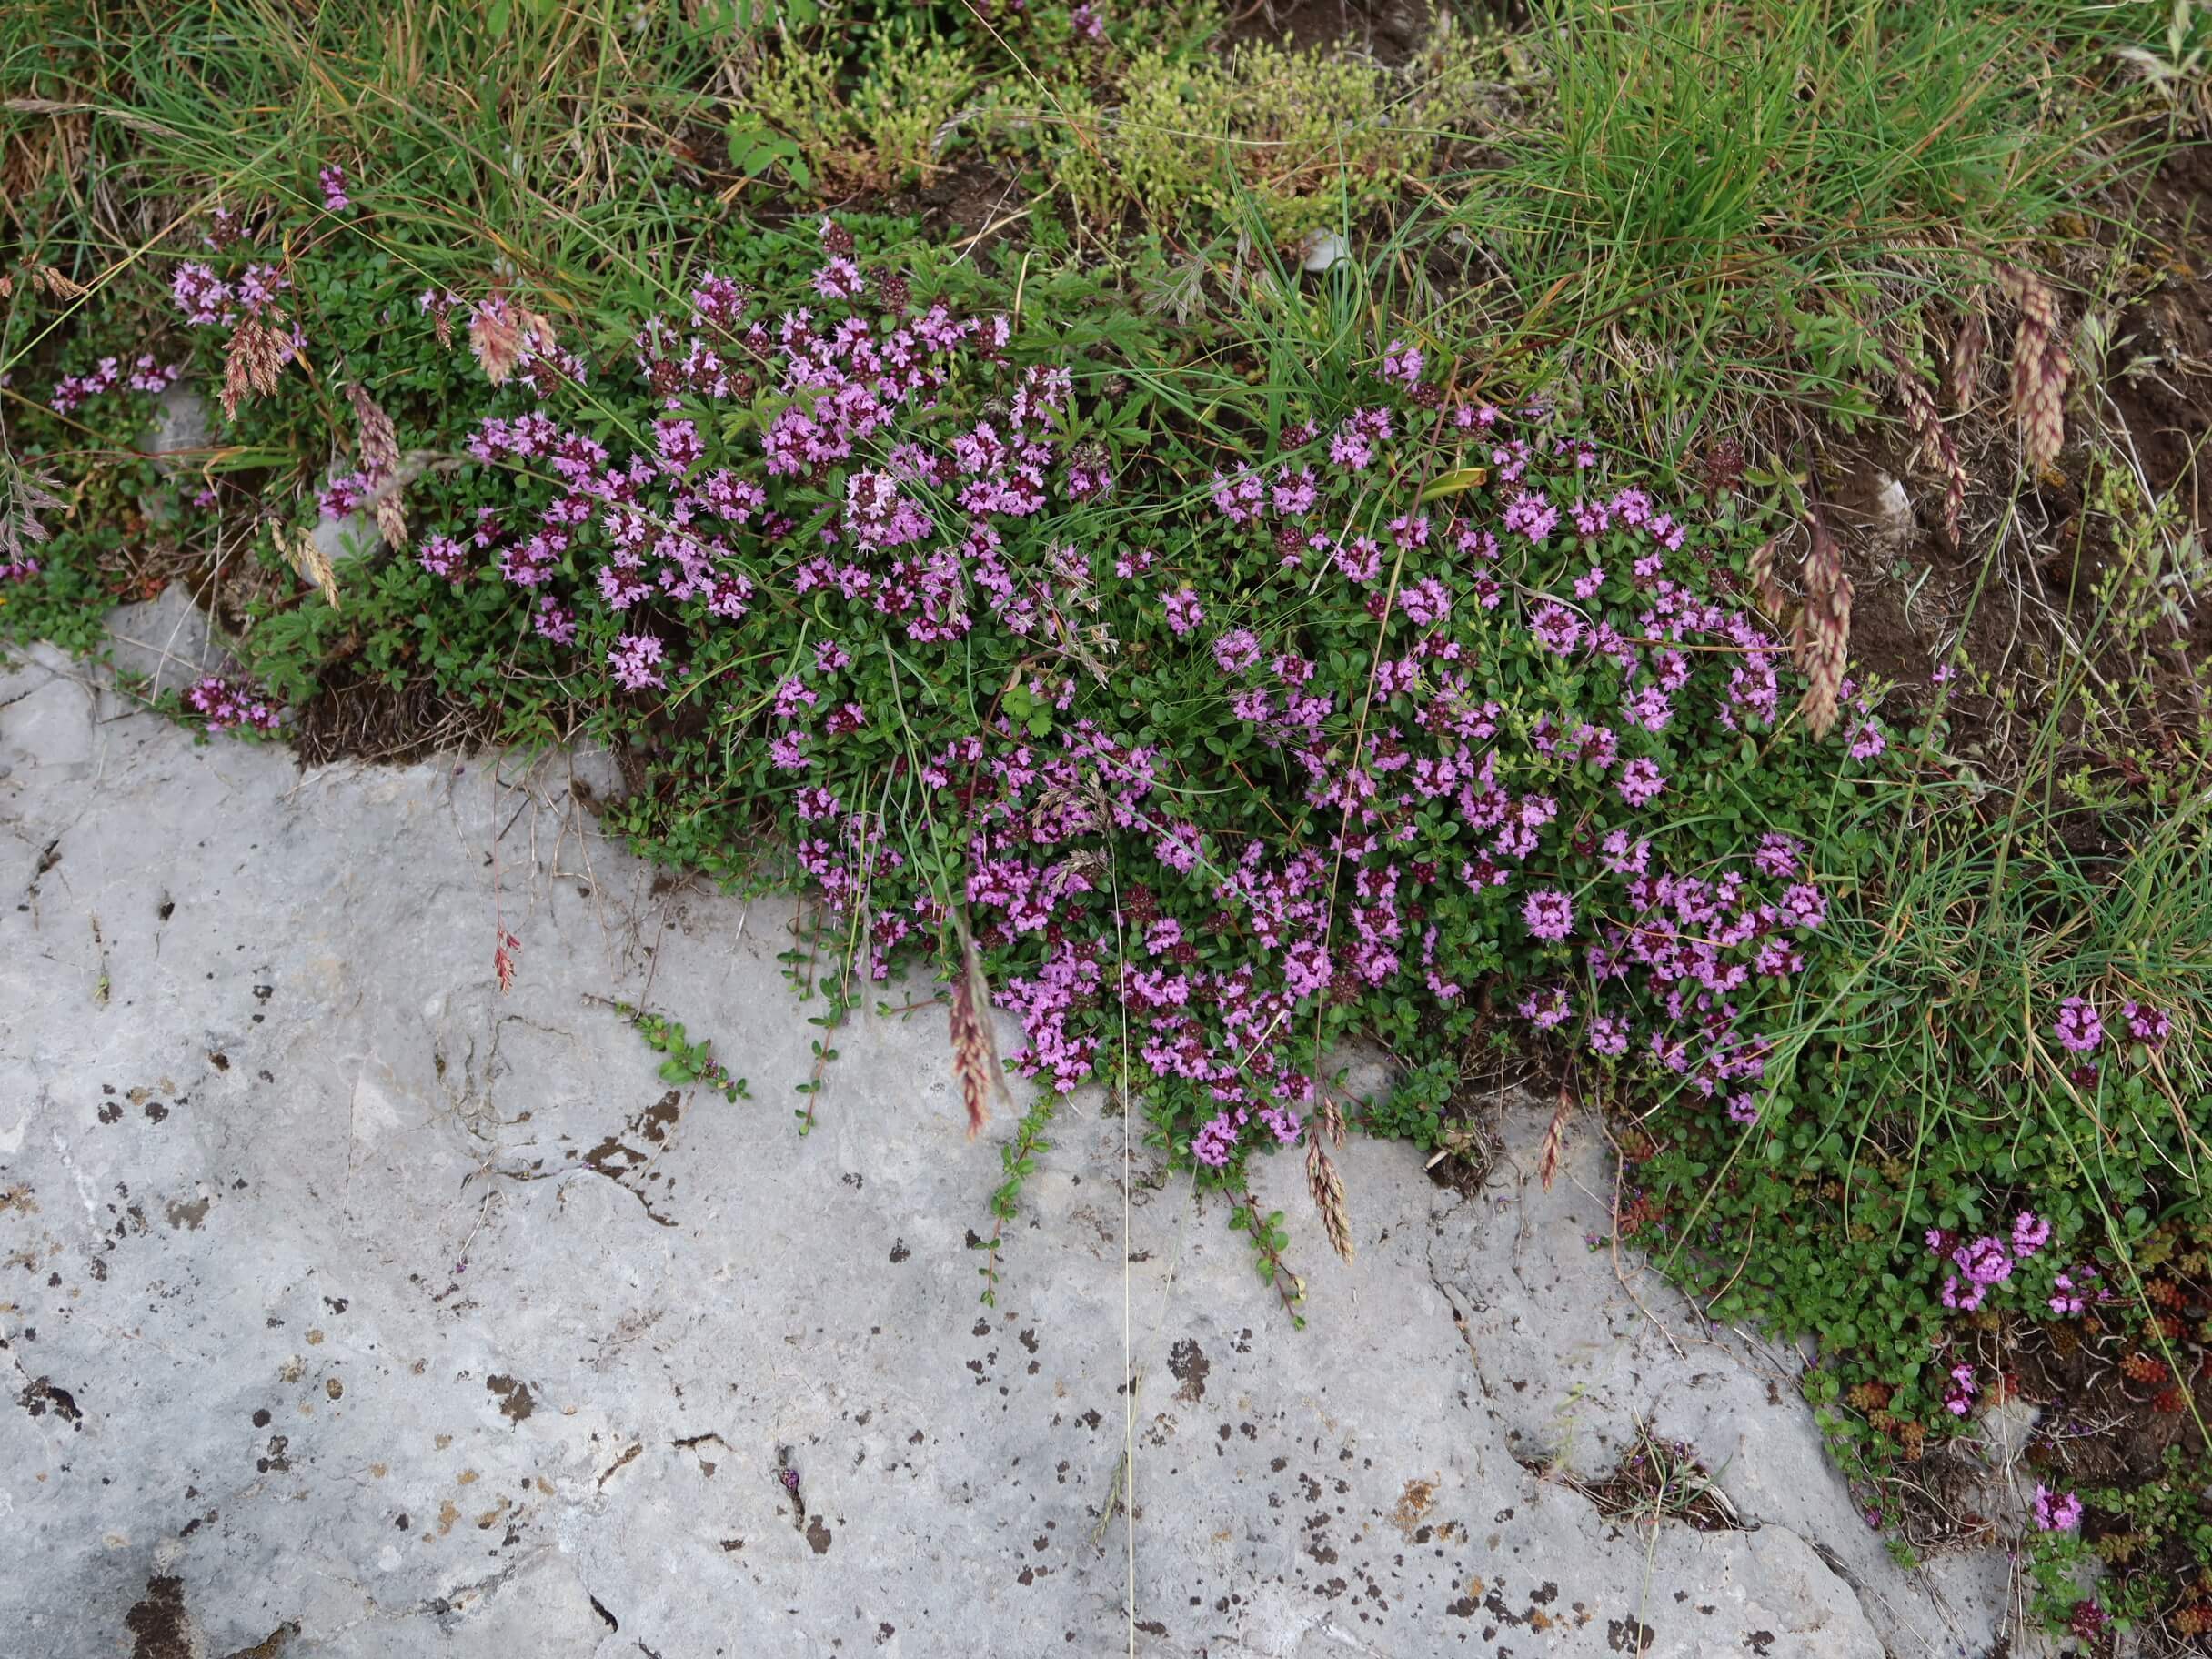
[103, 582, 236, 700]
[146, 384, 215, 478]
[0, 640, 2018, 1658]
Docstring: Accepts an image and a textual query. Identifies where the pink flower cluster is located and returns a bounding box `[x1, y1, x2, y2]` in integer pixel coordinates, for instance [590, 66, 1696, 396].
[2033, 1484, 2082, 1532]
[1943, 1361, 1977, 1417]
[1926, 1211, 2053, 1312]
[50, 354, 182, 415]
[170, 260, 288, 327]
[186, 675, 280, 733]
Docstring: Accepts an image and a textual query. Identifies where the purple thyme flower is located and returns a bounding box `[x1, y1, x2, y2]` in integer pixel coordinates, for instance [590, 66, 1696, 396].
[2053, 997, 2102, 1053]
[2122, 1000, 2170, 1045]
[1162, 588, 1203, 636]
[1615, 758, 1665, 807]
[2033, 1485, 2082, 1533]
[1522, 888, 1574, 943]
[608, 632, 666, 691]
[1213, 628, 1262, 674]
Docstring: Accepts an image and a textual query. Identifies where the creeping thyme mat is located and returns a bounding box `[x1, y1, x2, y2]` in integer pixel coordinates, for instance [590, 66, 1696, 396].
[129, 216, 1888, 1196]
[11, 201, 2209, 1640]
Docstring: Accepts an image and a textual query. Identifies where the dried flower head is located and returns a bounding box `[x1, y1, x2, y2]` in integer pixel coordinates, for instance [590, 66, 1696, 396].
[1744, 538, 1787, 620]
[1946, 303, 1986, 411]
[1537, 1087, 1574, 1192]
[1999, 265, 2068, 470]
[1698, 436, 1746, 498]
[347, 382, 407, 546]
[468, 295, 554, 387]
[1893, 350, 1966, 549]
[1305, 1134, 1354, 1263]
[949, 919, 1010, 1139]
[1793, 513, 1852, 739]
[278, 523, 341, 611]
[0, 460, 62, 564]
[220, 314, 294, 417]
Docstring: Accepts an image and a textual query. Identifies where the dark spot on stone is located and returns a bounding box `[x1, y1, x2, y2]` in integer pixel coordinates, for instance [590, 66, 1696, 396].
[256, 1434, 290, 1473]
[396, 1513, 409, 1530]
[963, 1228, 985, 1249]
[806, 1516, 833, 1554]
[486, 1374, 537, 1423]
[1019, 1328, 1039, 1353]
[209, 1053, 229, 1071]
[145, 1102, 168, 1123]
[17, 1376, 83, 1430]
[889, 1239, 910, 1263]
[638, 1091, 681, 1144]
[841, 1172, 862, 1189]
[588, 1596, 618, 1631]
[157, 899, 175, 921]
[252, 1408, 271, 1428]
[225, 1621, 300, 1657]
[876, 1624, 893, 1645]
[166, 1197, 209, 1231]
[1608, 1617, 1656, 1653]
[1745, 1633, 1775, 1655]
[1167, 1338, 1209, 1403]
[125, 1574, 193, 1659]
[1016, 1567, 1035, 1585]
[720, 1538, 743, 1552]
[1447, 1598, 1477, 1618]
[1137, 1621, 1168, 1637]
[1078, 1409, 1101, 1430]
[1532, 1582, 1558, 1605]
[98, 1101, 123, 1123]
[253, 985, 274, 1002]
[323, 1297, 347, 1314]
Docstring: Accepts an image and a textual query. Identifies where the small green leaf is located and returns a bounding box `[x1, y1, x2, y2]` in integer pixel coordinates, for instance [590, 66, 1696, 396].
[1417, 467, 1489, 503]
